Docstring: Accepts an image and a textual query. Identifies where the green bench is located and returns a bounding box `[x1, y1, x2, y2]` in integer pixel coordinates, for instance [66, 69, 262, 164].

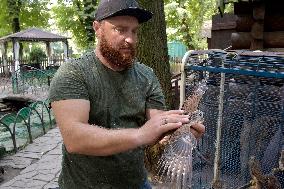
[0, 100, 54, 152]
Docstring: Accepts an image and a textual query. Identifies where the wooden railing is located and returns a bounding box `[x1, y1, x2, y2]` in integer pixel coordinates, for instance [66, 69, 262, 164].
[0, 55, 65, 75]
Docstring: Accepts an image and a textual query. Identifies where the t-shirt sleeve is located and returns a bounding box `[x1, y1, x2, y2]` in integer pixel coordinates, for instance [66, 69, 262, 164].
[48, 59, 89, 103]
[145, 70, 166, 110]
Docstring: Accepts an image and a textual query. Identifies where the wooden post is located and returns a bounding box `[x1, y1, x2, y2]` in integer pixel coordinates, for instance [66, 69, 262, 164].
[46, 41, 52, 66]
[63, 40, 69, 61]
[250, 2, 265, 50]
[0, 42, 9, 76]
[12, 40, 20, 74]
[212, 62, 225, 189]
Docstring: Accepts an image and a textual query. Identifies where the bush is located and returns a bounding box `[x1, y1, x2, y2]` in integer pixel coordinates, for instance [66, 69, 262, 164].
[29, 48, 47, 64]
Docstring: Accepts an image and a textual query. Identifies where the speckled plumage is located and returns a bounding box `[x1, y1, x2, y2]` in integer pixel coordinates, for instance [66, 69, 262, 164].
[155, 81, 207, 188]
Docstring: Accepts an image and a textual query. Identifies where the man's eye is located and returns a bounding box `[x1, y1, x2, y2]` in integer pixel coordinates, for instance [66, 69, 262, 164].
[114, 28, 123, 33]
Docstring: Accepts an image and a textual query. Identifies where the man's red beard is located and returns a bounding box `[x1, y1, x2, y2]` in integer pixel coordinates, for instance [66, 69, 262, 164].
[99, 34, 136, 69]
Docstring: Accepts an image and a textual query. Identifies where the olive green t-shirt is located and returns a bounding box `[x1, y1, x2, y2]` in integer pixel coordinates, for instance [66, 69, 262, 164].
[49, 51, 166, 189]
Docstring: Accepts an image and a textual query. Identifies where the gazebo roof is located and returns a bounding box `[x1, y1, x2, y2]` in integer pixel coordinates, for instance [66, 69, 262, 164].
[0, 28, 70, 43]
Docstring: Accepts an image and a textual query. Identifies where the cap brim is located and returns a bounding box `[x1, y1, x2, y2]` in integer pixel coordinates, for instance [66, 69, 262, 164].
[99, 8, 153, 23]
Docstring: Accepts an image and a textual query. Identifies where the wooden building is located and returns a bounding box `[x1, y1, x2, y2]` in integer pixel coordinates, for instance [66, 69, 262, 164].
[210, 0, 284, 51]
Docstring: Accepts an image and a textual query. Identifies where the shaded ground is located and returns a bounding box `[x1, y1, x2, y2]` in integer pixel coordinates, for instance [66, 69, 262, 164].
[0, 76, 49, 101]
[0, 166, 22, 185]
[0, 76, 52, 187]
[0, 128, 62, 189]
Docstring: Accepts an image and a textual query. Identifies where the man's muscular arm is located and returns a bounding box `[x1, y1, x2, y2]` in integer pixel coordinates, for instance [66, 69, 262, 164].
[52, 99, 189, 156]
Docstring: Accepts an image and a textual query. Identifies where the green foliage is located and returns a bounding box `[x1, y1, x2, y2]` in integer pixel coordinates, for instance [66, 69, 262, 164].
[29, 48, 47, 64]
[52, 42, 64, 55]
[49, 0, 219, 52]
[52, 0, 97, 51]
[0, 0, 9, 36]
[164, 0, 218, 50]
[0, 0, 50, 37]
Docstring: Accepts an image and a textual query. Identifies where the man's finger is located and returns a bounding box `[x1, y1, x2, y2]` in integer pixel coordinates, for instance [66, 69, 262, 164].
[162, 110, 185, 116]
[190, 122, 205, 139]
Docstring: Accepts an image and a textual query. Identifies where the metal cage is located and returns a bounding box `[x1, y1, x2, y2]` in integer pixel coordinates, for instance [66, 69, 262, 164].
[179, 50, 284, 188]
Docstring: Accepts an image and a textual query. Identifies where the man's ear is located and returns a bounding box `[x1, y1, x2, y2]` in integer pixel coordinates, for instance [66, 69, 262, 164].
[93, 21, 101, 36]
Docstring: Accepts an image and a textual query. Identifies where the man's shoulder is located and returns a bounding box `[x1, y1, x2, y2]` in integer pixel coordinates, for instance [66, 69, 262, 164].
[134, 61, 154, 73]
[70, 51, 97, 66]
[56, 51, 98, 75]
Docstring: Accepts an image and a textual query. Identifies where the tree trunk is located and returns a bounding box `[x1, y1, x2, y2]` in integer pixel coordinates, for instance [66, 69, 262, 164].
[7, 0, 23, 58]
[137, 0, 173, 109]
[137, 0, 173, 181]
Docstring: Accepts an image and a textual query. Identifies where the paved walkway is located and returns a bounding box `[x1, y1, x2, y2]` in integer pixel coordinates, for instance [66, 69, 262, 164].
[0, 127, 62, 189]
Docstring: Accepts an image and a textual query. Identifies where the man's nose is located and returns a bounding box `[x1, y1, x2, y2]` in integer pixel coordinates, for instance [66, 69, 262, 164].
[124, 32, 137, 45]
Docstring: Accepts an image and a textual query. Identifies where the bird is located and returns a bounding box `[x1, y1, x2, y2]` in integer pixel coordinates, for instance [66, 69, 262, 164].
[155, 81, 208, 189]
[249, 156, 281, 189]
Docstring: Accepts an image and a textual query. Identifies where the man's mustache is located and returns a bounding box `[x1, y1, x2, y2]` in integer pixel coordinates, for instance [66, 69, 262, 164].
[119, 43, 135, 51]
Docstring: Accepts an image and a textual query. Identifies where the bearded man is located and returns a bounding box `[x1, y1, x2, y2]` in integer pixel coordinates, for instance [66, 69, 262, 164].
[49, 0, 205, 188]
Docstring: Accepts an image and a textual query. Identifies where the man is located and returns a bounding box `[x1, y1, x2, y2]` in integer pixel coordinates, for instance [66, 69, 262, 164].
[49, 0, 205, 188]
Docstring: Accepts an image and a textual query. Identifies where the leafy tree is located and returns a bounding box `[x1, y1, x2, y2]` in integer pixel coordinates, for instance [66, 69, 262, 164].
[52, 0, 98, 50]
[0, 0, 50, 58]
[29, 47, 47, 64]
[164, 0, 217, 49]
[0, 0, 50, 37]
[7, 0, 21, 33]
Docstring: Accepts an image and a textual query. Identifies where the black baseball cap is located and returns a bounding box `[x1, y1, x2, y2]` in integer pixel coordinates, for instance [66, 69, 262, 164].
[94, 0, 153, 23]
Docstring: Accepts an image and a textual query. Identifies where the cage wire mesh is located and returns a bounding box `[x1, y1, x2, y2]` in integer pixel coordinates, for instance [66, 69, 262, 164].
[180, 50, 284, 189]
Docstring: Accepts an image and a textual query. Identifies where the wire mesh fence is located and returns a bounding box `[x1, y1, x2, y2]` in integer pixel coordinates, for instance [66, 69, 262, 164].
[180, 50, 284, 189]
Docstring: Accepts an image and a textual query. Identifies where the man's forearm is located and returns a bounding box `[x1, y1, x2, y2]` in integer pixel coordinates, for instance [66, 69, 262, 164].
[59, 121, 143, 156]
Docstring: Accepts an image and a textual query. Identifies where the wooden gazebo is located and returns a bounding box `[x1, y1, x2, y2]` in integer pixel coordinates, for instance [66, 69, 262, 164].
[0, 28, 70, 75]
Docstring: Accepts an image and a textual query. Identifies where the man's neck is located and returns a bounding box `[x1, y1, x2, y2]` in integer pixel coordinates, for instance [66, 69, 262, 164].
[95, 48, 125, 71]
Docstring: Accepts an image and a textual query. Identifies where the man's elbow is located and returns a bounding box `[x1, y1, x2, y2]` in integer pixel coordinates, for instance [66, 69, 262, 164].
[59, 128, 83, 154]
[63, 138, 80, 154]
[64, 143, 77, 154]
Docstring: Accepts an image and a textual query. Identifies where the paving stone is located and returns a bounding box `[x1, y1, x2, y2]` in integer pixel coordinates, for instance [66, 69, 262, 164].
[25, 179, 47, 188]
[23, 145, 46, 152]
[18, 171, 38, 180]
[10, 179, 28, 188]
[20, 163, 38, 174]
[33, 173, 55, 182]
[0, 127, 62, 188]
[0, 178, 18, 187]
[48, 147, 62, 155]
[43, 182, 59, 189]
[0, 156, 33, 169]
[0, 186, 14, 189]
[14, 151, 43, 159]
[2, 186, 24, 189]
[40, 154, 61, 163]
[33, 137, 50, 144]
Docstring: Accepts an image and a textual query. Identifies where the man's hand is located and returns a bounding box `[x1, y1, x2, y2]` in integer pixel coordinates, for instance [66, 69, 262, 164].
[138, 110, 190, 145]
[158, 122, 205, 145]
